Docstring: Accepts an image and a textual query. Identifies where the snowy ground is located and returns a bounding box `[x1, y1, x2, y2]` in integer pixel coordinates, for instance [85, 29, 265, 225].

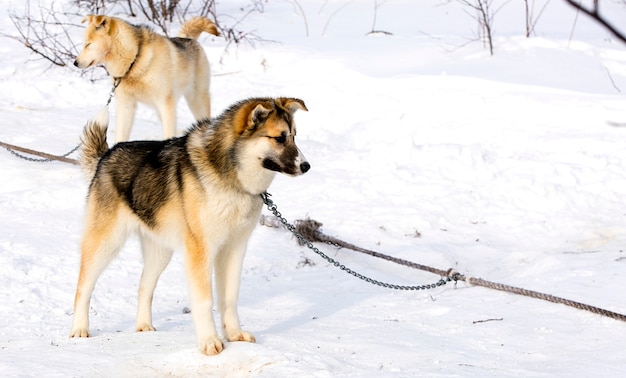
[1, 0, 626, 376]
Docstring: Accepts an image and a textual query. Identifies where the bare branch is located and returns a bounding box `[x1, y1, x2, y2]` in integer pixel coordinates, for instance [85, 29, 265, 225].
[1, 0, 265, 71]
[4, 2, 82, 67]
[287, 0, 309, 37]
[527, 0, 552, 37]
[563, 0, 626, 44]
[322, 2, 351, 36]
[457, 0, 495, 55]
[367, 0, 393, 36]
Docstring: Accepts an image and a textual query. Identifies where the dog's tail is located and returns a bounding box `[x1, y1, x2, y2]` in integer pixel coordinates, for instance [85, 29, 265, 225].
[80, 107, 109, 179]
[179, 16, 220, 39]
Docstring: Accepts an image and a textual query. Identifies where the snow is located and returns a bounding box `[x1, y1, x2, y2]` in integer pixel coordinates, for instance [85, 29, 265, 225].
[1, 0, 626, 376]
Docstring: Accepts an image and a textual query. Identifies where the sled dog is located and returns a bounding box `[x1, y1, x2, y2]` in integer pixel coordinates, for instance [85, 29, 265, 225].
[69, 97, 310, 355]
[74, 15, 220, 142]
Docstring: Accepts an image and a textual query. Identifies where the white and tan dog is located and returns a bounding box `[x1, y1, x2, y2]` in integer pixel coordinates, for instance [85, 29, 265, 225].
[74, 15, 219, 142]
[70, 97, 310, 355]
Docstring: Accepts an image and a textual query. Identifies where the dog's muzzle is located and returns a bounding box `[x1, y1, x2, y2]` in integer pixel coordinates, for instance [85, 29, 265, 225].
[262, 153, 310, 176]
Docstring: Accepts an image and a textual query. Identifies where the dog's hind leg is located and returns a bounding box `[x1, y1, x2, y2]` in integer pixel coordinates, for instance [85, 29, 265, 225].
[157, 96, 178, 139]
[184, 88, 211, 122]
[136, 235, 173, 332]
[215, 235, 256, 344]
[70, 209, 128, 338]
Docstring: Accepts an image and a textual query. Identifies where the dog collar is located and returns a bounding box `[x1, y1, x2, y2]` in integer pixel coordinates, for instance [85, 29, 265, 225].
[107, 34, 143, 105]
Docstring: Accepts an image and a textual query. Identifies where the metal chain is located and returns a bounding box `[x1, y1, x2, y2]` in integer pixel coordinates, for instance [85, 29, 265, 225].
[107, 78, 122, 106]
[3, 143, 80, 163]
[260, 192, 451, 291]
[260, 193, 626, 323]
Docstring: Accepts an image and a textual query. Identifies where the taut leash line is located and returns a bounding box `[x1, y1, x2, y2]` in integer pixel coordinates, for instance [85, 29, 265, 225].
[260, 191, 626, 323]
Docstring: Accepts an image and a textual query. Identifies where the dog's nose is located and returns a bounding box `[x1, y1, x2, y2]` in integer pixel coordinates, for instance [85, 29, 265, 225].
[300, 162, 310, 173]
[73, 60, 79, 67]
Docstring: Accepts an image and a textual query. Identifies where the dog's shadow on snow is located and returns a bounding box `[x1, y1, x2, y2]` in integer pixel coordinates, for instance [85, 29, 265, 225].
[241, 252, 383, 336]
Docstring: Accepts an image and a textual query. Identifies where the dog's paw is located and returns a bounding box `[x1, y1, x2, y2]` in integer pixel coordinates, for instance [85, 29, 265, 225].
[226, 330, 256, 343]
[69, 328, 90, 338]
[198, 336, 224, 356]
[136, 323, 156, 332]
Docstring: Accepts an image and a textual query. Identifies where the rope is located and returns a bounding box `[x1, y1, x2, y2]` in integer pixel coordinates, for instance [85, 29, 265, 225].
[461, 276, 626, 322]
[0, 140, 79, 165]
[260, 209, 626, 323]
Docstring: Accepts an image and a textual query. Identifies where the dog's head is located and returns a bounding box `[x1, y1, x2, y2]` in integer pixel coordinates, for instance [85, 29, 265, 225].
[235, 97, 310, 177]
[73, 15, 115, 69]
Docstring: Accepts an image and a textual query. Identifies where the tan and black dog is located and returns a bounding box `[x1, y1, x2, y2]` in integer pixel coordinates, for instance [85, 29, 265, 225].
[74, 15, 219, 142]
[69, 97, 310, 355]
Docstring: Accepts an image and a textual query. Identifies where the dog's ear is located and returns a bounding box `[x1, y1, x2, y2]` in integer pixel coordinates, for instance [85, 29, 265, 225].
[80, 15, 92, 24]
[247, 102, 273, 130]
[93, 15, 109, 30]
[279, 98, 308, 113]
[233, 100, 274, 135]
[81, 14, 109, 30]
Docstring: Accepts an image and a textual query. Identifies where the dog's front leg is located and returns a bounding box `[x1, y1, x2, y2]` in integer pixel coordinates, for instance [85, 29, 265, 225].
[215, 236, 256, 343]
[115, 94, 137, 143]
[184, 233, 223, 355]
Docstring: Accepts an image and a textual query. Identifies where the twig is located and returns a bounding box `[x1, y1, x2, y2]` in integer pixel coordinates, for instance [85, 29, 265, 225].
[603, 66, 621, 93]
[473, 317, 503, 324]
[322, 2, 351, 36]
[289, 0, 309, 37]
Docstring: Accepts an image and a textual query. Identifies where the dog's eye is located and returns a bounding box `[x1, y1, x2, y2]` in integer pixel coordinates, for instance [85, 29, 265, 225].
[84, 43, 91, 48]
[272, 135, 286, 144]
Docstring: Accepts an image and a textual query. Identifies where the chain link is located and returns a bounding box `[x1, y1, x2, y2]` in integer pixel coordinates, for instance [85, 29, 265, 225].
[260, 192, 450, 291]
[3, 143, 80, 163]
